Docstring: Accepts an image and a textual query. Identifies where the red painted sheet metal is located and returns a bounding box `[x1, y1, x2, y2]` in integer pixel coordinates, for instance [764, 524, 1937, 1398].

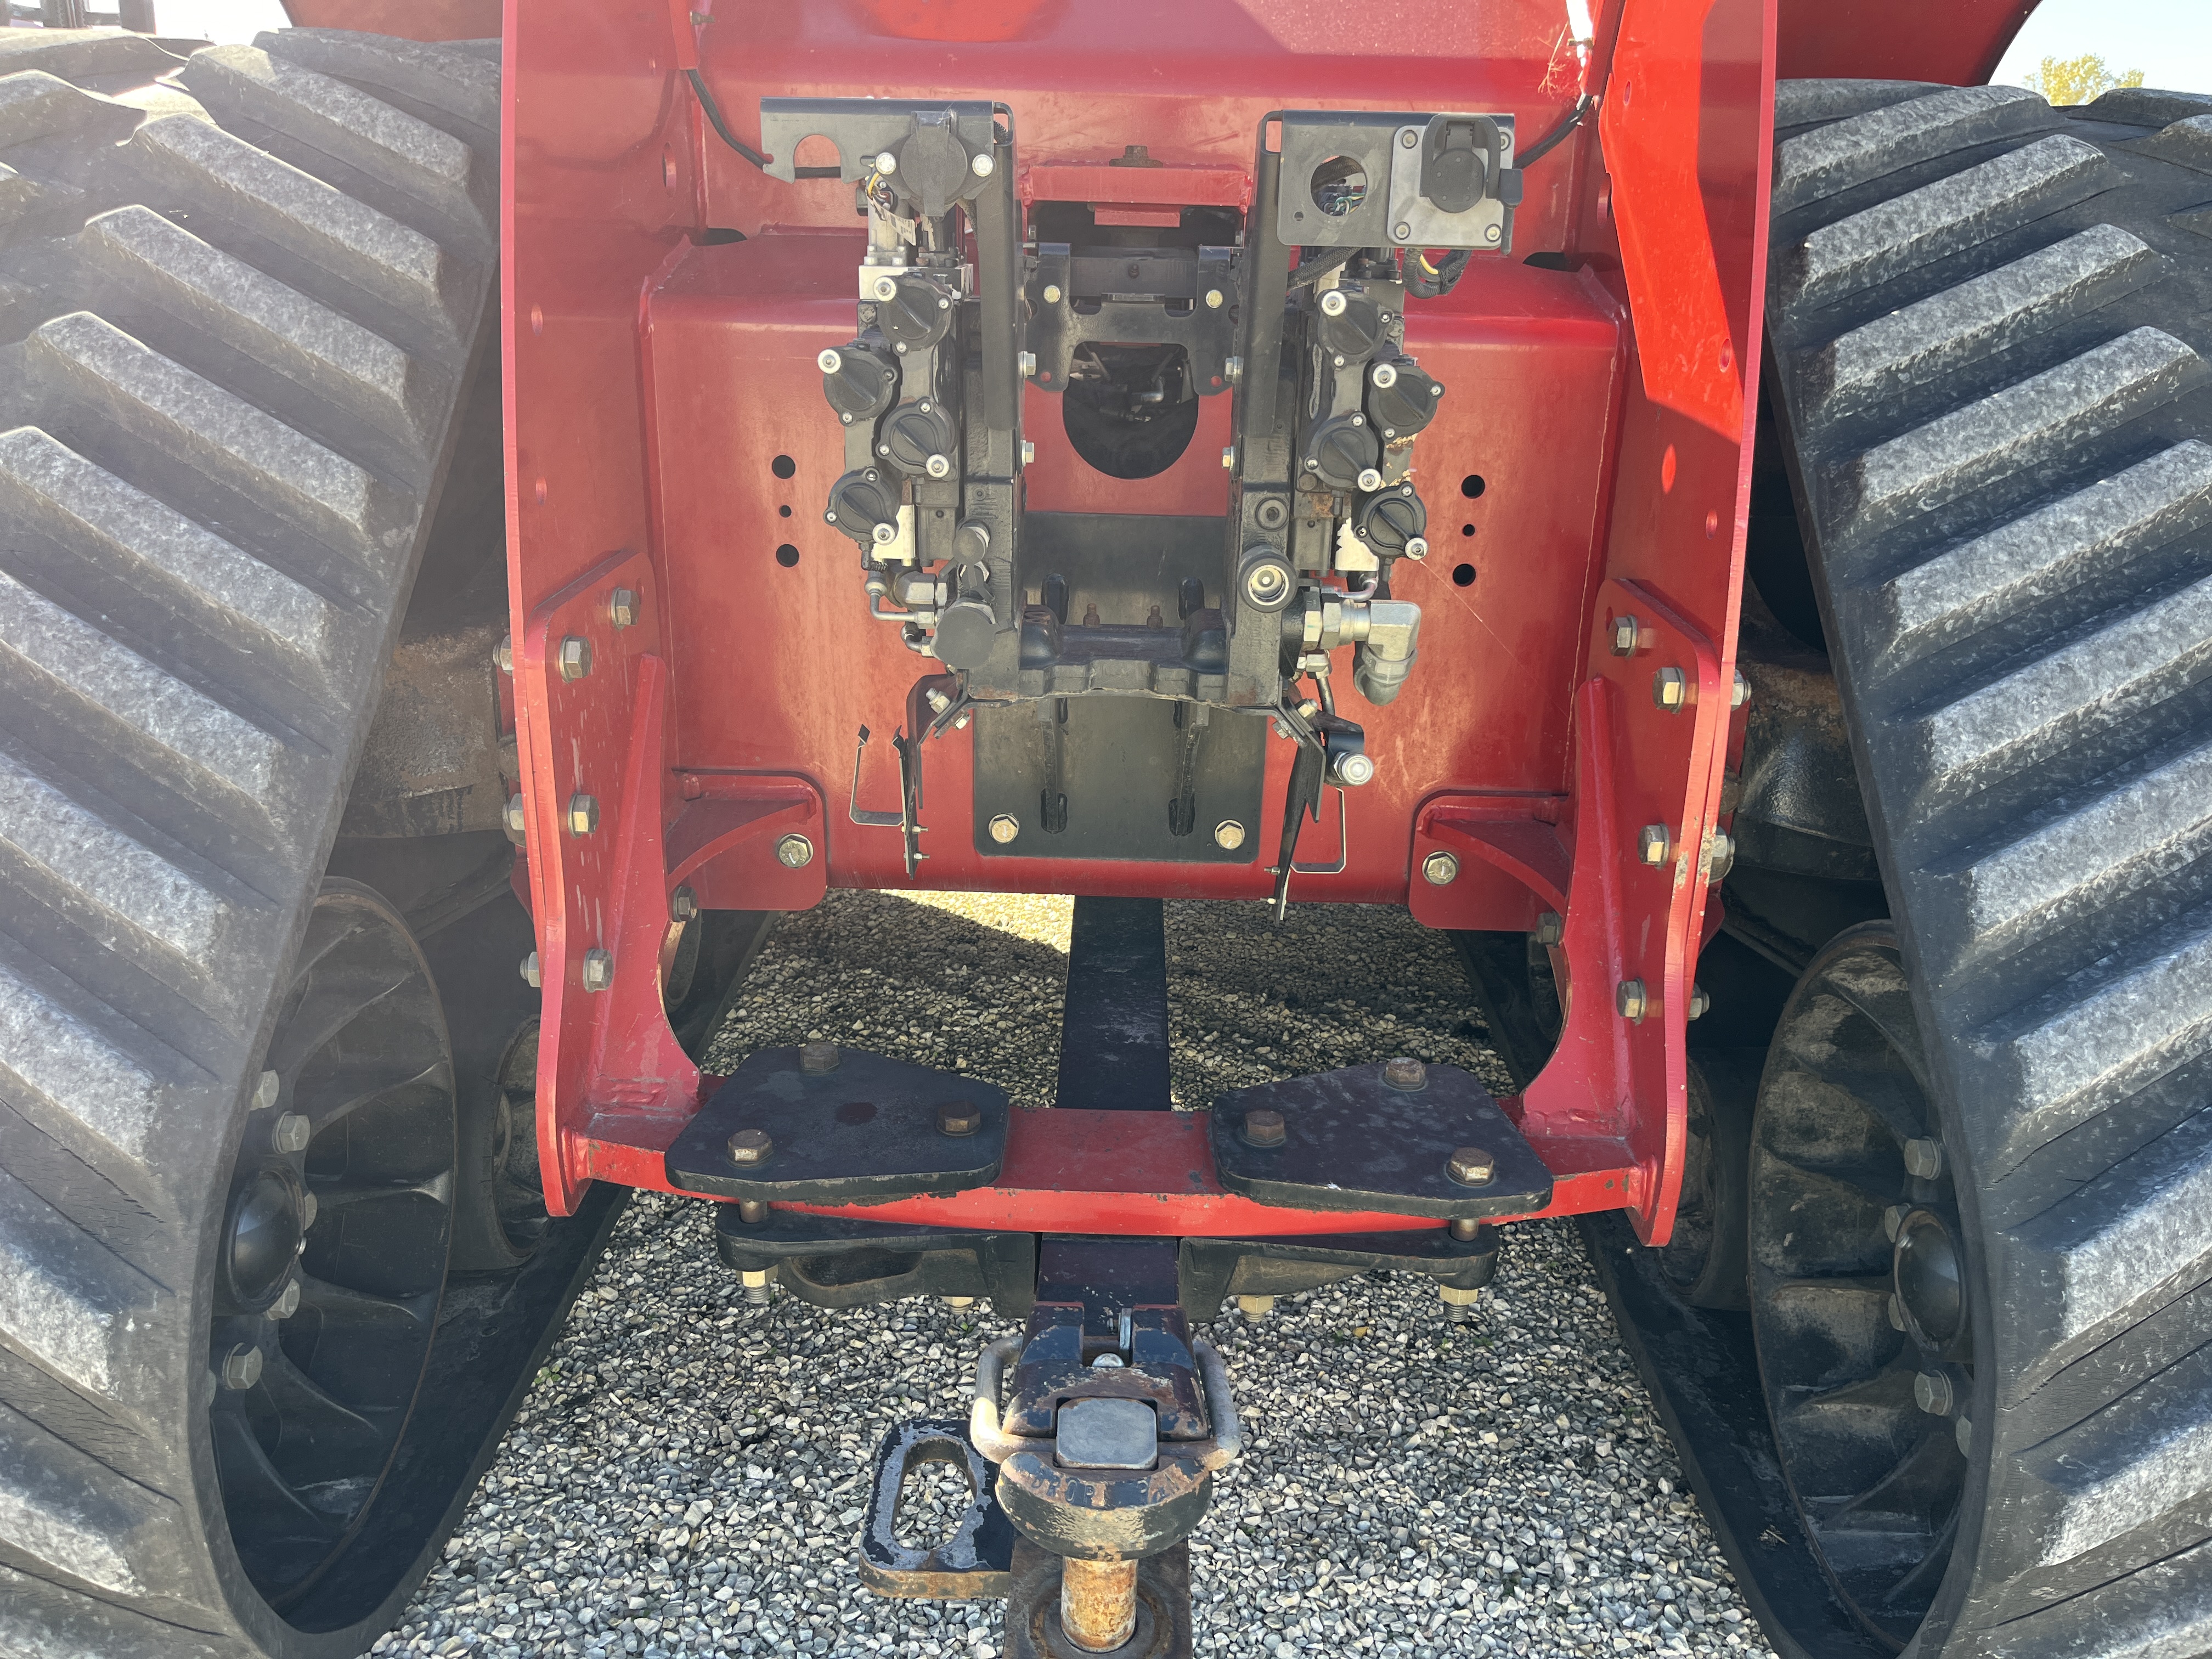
[1776, 0, 2037, 86]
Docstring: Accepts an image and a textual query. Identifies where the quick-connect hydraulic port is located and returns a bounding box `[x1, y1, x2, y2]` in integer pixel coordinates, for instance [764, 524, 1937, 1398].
[1367, 356, 1443, 439]
[819, 340, 898, 426]
[825, 467, 902, 548]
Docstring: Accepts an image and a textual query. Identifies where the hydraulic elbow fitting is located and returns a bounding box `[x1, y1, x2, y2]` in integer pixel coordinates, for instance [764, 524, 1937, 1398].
[1352, 599, 1421, 706]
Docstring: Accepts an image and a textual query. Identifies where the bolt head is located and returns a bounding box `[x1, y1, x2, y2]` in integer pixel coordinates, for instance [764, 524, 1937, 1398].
[495, 635, 514, 674]
[1400, 128, 1420, 148]
[1609, 613, 1641, 656]
[872, 521, 899, 546]
[775, 833, 815, 869]
[970, 150, 994, 177]
[670, 885, 700, 923]
[1652, 666, 1689, 711]
[252, 1069, 280, 1110]
[1913, 1371, 1954, 1416]
[1356, 466, 1384, 493]
[1954, 1415, 1973, 1455]
[727, 1127, 774, 1166]
[936, 1099, 982, 1137]
[1242, 1107, 1286, 1148]
[1484, 223, 1501, 244]
[1534, 911, 1564, 947]
[269, 1279, 301, 1320]
[1235, 1294, 1277, 1317]
[1021, 439, 1036, 466]
[1371, 360, 1398, 388]
[1638, 823, 1672, 865]
[817, 346, 843, 374]
[1019, 349, 1037, 377]
[1225, 354, 1243, 383]
[1904, 1137, 1944, 1179]
[1422, 850, 1460, 886]
[1214, 819, 1246, 851]
[521, 951, 541, 989]
[799, 1041, 841, 1075]
[1688, 984, 1711, 1020]
[1732, 667, 1751, 709]
[1382, 1056, 1428, 1091]
[221, 1345, 263, 1391]
[1042, 283, 1063, 304]
[1336, 752, 1376, 787]
[557, 635, 592, 681]
[1221, 444, 1237, 470]
[270, 1112, 311, 1155]
[567, 794, 600, 835]
[925, 453, 952, 479]
[874, 150, 898, 175]
[300, 1191, 317, 1229]
[1319, 289, 1348, 316]
[1616, 978, 1649, 1022]
[581, 948, 614, 992]
[608, 586, 640, 629]
[1394, 221, 1413, 240]
[504, 793, 527, 840]
[989, 814, 1020, 845]
[1204, 287, 1224, 308]
[1883, 1203, 1909, 1243]
[1446, 1145, 1496, 1186]
[1888, 1293, 1907, 1331]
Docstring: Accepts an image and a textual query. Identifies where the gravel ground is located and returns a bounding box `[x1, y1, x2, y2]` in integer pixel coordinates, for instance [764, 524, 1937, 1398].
[379, 891, 1781, 1659]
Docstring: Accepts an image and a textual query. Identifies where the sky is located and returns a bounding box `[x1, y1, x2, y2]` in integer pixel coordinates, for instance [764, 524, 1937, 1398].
[140, 0, 2212, 95]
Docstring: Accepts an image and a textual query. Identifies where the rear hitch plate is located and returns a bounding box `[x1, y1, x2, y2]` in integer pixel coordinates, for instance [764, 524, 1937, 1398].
[666, 1047, 1009, 1202]
[1210, 1061, 1553, 1218]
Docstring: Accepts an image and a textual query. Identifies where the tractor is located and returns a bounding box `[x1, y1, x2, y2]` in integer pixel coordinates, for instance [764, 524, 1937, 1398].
[1, 1, 2208, 1654]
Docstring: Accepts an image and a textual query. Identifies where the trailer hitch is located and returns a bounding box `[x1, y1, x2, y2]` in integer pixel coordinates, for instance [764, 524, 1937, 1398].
[862, 1242, 1238, 1656]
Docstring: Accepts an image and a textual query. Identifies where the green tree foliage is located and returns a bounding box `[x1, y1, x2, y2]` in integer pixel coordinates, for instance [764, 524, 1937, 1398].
[2026, 53, 2148, 106]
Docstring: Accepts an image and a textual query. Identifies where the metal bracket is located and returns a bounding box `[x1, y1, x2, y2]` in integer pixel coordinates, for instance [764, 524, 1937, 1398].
[859, 1419, 1015, 1599]
[848, 723, 929, 874]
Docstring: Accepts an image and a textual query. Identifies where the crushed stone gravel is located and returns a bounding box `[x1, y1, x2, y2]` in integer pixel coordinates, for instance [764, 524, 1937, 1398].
[381, 891, 1782, 1659]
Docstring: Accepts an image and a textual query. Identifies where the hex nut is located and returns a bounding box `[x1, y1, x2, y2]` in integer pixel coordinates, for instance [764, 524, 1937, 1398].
[1422, 850, 1460, 886]
[1883, 1203, 1909, 1243]
[1732, 668, 1751, 709]
[1235, 1295, 1277, 1318]
[269, 1279, 301, 1320]
[1904, 1137, 1944, 1179]
[270, 1113, 311, 1155]
[1221, 444, 1237, 470]
[775, 833, 815, 868]
[1446, 1145, 1496, 1186]
[799, 1041, 841, 1075]
[1438, 1283, 1482, 1306]
[1888, 1293, 1908, 1331]
[567, 794, 600, 835]
[1242, 1107, 1286, 1148]
[1382, 1056, 1428, 1091]
[608, 586, 640, 629]
[301, 1192, 317, 1229]
[582, 948, 614, 992]
[557, 635, 592, 681]
[727, 1127, 774, 1166]
[936, 1100, 983, 1137]
[495, 634, 514, 674]
[989, 814, 1021, 844]
[221, 1345, 263, 1391]
[1609, 613, 1642, 657]
[504, 792, 527, 842]
[1638, 823, 1672, 865]
[1652, 665, 1689, 711]
[670, 885, 700, 923]
[1021, 439, 1036, 466]
[1687, 983, 1711, 1020]
[1616, 978, 1649, 1022]
[1914, 1372, 1954, 1416]
[1703, 830, 1736, 881]
[1955, 1416, 1973, 1455]
[252, 1069, 280, 1110]
[1534, 911, 1564, 946]
[521, 951, 541, 989]
[1214, 820, 1246, 851]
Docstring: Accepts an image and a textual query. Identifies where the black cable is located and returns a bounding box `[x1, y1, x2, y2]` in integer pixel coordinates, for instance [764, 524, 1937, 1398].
[1286, 244, 1360, 290]
[1516, 93, 1595, 170]
[685, 69, 840, 177]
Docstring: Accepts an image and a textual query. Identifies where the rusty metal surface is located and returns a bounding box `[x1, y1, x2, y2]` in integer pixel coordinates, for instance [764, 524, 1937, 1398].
[1006, 1542, 1191, 1659]
[341, 618, 508, 836]
[857, 1419, 1017, 1600]
[1058, 1558, 1139, 1653]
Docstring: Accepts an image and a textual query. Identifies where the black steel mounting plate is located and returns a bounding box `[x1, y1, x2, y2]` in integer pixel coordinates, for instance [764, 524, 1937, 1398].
[666, 1047, 1008, 1203]
[859, 1418, 1016, 1599]
[1209, 1062, 1553, 1218]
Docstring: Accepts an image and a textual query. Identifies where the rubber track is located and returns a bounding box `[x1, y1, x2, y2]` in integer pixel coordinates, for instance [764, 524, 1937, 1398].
[0, 27, 495, 1657]
[1767, 79, 2212, 1657]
